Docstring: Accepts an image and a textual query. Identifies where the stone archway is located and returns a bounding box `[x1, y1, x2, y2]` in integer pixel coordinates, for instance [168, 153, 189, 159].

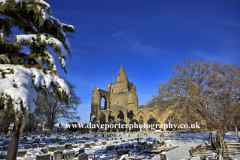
[127, 110, 135, 123]
[116, 110, 124, 121]
[101, 95, 108, 110]
[100, 112, 106, 124]
[147, 111, 155, 121]
[137, 112, 145, 124]
[165, 109, 174, 123]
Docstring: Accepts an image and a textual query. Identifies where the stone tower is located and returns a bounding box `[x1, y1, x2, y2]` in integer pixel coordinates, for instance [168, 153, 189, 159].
[90, 65, 138, 123]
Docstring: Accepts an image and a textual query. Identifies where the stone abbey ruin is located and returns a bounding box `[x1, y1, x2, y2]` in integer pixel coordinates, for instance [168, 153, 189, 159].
[90, 65, 174, 128]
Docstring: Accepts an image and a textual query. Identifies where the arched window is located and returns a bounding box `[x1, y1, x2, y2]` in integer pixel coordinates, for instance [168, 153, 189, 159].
[101, 96, 107, 110]
[117, 110, 124, 120]
[100, 113, 105, 124]
[139, 116, 143, 124]
[149, 115, 153, 120]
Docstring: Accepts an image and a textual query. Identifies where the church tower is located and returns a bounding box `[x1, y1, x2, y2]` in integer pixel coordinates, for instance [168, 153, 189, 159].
[90, 65, 138, 124]
[108, 65, 136, 94]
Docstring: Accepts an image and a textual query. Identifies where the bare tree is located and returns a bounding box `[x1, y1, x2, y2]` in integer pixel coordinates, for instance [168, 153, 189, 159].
[35, 78, 81, 131]
[148, 59, 240, 147]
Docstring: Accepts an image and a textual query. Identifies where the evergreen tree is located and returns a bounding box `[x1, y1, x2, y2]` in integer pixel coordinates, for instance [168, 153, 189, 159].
[0, 0, 75, 159]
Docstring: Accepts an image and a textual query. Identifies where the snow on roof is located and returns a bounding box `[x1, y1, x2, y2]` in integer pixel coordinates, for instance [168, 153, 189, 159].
[0, 64, 70, 114]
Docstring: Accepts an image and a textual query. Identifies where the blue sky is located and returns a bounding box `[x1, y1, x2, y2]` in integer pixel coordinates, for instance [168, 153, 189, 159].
[47, 0, 240, 124]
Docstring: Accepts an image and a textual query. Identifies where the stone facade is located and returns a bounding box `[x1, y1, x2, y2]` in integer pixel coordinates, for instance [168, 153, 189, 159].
[90, 66, 174, 127]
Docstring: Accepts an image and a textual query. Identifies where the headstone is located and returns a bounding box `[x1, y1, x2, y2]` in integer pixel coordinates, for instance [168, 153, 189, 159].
[79, 148, 84, 154]
[160, 152, 166, 160]
[53, 150, 63, 160]
[3, 145, 8, 151]
[32, 143, 38, 148]
[144, 144, 148, 149]
[148, 144, 152, 149]
[65, 143, 73, 150]
[57, 145, 65, 150]
[78, 153, 88, 160]
[24, 144, 31, 149]
[90, 142, 96, 146]
[117, 150, 124, 158]
[106, 145, 114, 151]
[84, 143, 91, 148]
[102, 141, 106, 145]
[130, 144, 134, 149]
[48, 146, 57, 152]
[58, 141, 65, 145]
[39, 143, 46, 148]
[135, 146, 140, 152]
[41, 147, 48, 153]
[17, 149, 27, 157]
[36, 154, 51, 160]
[64, 151, 75, 159]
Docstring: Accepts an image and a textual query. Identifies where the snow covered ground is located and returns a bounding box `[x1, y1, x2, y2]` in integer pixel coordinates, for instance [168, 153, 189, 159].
[0, 131, 239, 160]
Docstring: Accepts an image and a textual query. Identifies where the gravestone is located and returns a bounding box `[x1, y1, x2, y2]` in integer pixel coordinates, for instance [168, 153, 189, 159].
[78, 153, 88, 160]
[106, 145, 114, 151]
[64, 151, 75, 159]
[32, 143, 38, 148]
[130, 144, 134, 149]
[85, 143, 91, 148]
[17, 149, 27, 157]
[79, 148, 84, 154]
[117, 150, 124, 158]
[48, 146, 57, 152]
[57, 145, 65, 150]
[41, 147, 48, 153]
[36, 154, 51, 160]
[90, 142, 96, 146]
[160, 152, 167, 160]
[148, 144, 152, 149]
[65, 143, 73, 150]
[144, 144, 148, 149]
[58, 141, 65, 145]
[135, 146, 140, 152]
[3, 145, 8, 151]
[53, 150, 63, 160]
[102, 141, 106, 145]
[39, 143, 46, 148]
[73, 144, 79, 148]
[24, 144, 31, 149]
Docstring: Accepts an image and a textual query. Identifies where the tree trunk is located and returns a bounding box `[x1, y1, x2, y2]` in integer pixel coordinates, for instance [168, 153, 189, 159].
[6, 123, 22, 160]
[216, 129, 222, 148]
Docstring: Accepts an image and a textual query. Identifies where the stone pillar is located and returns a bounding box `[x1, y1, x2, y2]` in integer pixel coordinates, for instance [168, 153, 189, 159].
[124, 111, 128, 123]
[106, 113, 109, 122]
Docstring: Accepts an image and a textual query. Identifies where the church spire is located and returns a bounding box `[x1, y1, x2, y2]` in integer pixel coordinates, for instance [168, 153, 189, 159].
[115, 65, 128, 83]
